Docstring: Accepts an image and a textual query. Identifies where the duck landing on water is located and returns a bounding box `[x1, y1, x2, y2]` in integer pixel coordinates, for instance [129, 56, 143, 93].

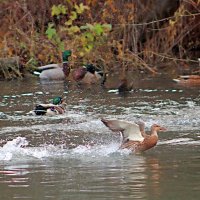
[173, 75, 200, 86]
[101, 118, 166, 153]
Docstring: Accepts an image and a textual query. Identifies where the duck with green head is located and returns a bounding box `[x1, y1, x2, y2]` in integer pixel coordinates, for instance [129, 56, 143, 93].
[30, 96, 66, 116]
[72, 64, 106, 85]
[34, 50, 72, 80]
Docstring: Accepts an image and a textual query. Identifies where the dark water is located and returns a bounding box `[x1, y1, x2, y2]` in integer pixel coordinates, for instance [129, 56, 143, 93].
[0, 76, 200, 200]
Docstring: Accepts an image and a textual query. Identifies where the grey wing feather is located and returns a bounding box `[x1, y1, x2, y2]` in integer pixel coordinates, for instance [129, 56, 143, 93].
[101, 119, 144, 141]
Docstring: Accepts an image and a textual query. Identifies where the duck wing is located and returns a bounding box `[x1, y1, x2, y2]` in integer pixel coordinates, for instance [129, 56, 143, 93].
[39, 103, 55, 108]
[101, 118, 144, 142]
[38, 63, 61, 70]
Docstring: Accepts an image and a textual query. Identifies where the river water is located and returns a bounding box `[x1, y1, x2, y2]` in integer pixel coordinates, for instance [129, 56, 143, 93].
[0, 76, 200, 200]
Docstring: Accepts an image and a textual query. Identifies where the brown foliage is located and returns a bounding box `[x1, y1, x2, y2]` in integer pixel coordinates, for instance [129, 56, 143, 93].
[0, 0, 199, 79]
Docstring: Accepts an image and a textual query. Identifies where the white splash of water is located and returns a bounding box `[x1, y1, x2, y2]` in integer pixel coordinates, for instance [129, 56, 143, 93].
[0, 137, 130, 162]
[0, 137, 28, 161]
[71, 143, 125, 157]
[3, 137, 28, 149]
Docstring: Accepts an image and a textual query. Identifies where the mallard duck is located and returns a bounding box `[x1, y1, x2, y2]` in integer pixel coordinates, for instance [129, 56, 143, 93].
[173, 75, 200, 86]
[101, 118, 166, 153]
[34, 50, 72, 80]
[30, 96, 66, 116]
[71, 64, 106, 85]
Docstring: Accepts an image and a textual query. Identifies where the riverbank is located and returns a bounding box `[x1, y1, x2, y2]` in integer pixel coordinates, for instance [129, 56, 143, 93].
[0, 0, 199, 80]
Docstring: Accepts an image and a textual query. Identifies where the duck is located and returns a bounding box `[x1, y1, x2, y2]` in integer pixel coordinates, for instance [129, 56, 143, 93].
[107, 78, 133, 94]
[30, 96, 66, 116]
[34, 50, 72, 80]
[117, 78, 134, 93]
[173, 75, 200, 86]
[71, 64, 106, 85]
[101, 118, 166, 153]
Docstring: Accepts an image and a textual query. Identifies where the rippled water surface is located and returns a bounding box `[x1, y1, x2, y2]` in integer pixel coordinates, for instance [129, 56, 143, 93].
[0, 77, 200, 200]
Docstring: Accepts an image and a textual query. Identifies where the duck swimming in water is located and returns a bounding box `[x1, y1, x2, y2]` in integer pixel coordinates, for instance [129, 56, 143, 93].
[117, 78, 134, 93]
[34, 50, 72, 80]
[101, 118, 166, 153]
[173, 75, 200, 86]
[30, 96, 65, 116]
[71, 64, 106, 85]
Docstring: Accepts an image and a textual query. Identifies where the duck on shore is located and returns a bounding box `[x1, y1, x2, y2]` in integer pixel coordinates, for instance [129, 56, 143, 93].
[29, 96, 66, 116]
[101, 118, 166, 153]
[34, 50, 72, 80]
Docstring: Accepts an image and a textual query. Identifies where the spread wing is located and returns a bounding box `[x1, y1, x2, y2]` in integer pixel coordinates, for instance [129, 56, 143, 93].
[101, 118, 144, 142]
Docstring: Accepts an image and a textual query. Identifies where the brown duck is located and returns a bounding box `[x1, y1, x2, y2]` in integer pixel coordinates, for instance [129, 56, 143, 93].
[101, 118, 166, 153]
[173, 75, 200, 86]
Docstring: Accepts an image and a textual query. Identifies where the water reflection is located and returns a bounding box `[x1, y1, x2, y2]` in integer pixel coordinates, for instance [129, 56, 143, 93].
[145, 158, 162, 199]
[0, 167, 29, 184]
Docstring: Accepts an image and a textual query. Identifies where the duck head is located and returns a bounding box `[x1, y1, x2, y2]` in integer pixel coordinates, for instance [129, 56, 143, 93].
[62, 50, 72, 77]
[151, 124, 167, 132]
[52, 96, 63, 105]
[62, 50, 72, 62]
[85, 64, 96, 74]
